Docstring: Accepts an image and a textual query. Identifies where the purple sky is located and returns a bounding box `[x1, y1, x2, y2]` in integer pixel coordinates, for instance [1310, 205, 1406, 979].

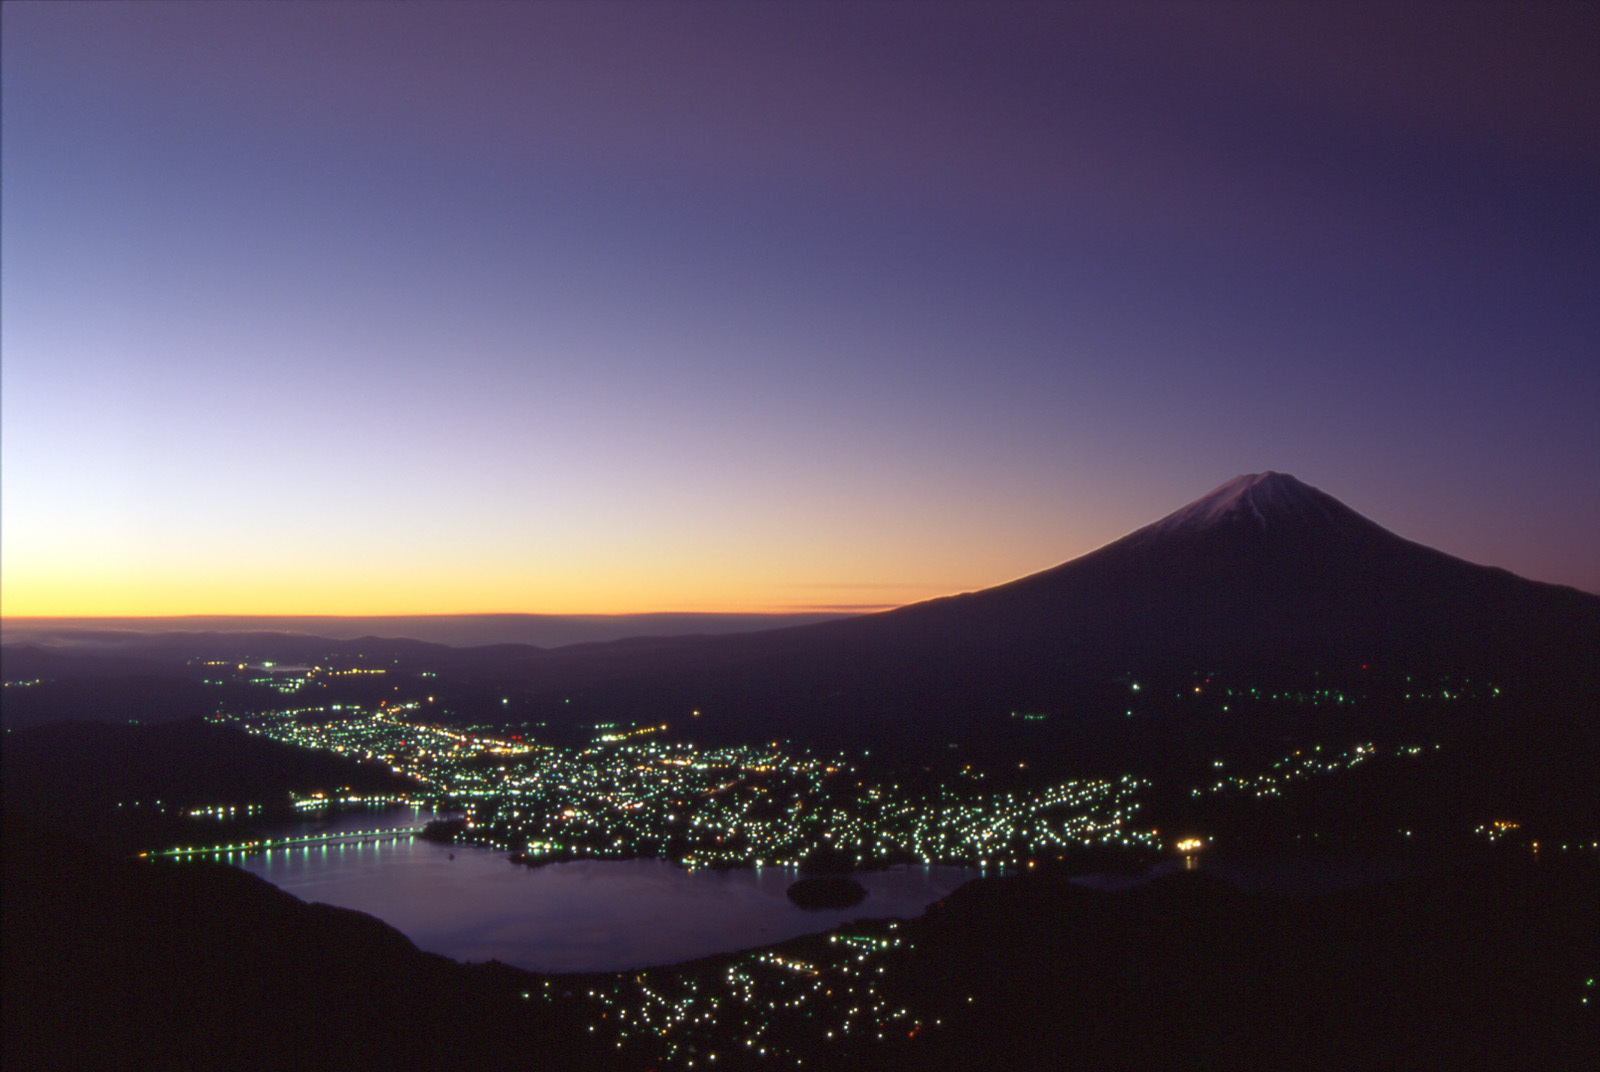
[4, 2, 1597, 616]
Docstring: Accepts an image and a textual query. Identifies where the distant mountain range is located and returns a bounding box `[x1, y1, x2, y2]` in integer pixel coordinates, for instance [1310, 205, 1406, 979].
[0, 611, 854, 654]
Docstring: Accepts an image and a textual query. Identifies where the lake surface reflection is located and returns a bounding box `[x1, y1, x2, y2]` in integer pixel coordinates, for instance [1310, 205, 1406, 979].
[236, 809, 978, 973]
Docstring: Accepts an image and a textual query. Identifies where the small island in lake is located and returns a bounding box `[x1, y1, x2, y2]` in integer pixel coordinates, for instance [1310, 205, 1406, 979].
[417, 817, 467, 843]
[786, 876, 867, 910]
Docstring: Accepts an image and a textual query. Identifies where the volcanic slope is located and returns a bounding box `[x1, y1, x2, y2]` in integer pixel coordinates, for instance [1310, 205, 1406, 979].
[870, 471, 1599, 670]
[471, 472, 1600, 754]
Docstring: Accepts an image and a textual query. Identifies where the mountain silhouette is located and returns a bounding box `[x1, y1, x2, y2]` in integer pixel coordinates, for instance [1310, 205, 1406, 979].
[855, 470, 1598, 669]
[8, 474, 1594, 758]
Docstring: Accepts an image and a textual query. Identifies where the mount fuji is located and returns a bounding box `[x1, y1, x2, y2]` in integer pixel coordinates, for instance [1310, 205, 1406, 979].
[464, 472, 1599, 752]
[862, 470, 1597, 667]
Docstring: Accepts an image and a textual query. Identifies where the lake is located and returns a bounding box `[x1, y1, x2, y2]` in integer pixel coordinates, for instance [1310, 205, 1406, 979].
[233, 808, 979, 973]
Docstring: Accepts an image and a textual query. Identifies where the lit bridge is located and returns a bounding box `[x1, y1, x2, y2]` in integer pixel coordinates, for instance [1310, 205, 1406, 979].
[155, 827, 419, 859]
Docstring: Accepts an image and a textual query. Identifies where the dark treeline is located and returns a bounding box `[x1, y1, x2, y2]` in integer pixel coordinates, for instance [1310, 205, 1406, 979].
[0, 673, 282, 729]
[1, 720, 417, 853]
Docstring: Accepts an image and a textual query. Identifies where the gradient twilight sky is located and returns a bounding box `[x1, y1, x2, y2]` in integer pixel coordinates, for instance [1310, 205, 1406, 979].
[4, 2, 1598, 617]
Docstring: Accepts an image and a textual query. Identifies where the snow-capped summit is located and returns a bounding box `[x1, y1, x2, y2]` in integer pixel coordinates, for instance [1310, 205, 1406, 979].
[867, 468, 1597, 683]
[1130, 471, 1363, 541]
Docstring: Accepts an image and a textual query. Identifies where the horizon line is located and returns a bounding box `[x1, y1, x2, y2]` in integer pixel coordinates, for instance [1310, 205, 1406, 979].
[0, 608, 890, 625]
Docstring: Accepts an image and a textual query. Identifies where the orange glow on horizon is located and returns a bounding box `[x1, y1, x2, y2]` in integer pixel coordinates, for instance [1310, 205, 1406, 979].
[0, 521, 1111, 617]
[0, 501, 1122, 619]
[0, 561, 941, 619]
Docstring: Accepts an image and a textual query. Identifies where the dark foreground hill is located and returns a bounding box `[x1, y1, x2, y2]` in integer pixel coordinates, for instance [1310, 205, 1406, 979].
[886, 855, 1599, 1071]
[1, 815, 620, 1072]
[1, 720, 418, 853]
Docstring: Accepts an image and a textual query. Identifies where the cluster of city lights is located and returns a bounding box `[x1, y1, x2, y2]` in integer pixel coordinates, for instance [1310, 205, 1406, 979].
[185, 802, 265, 821]
[220, 706, 1156, 870]
[1125, 671, 1502, 716]
[192, 661, 390, 694]
[1473, 819, 1521, 842]
[1463, 819, 1599, 856]
[290, 791, 419, 812]
[1187, 742, 1439, 799]
[536, 923, 928, 1068]
[216, 703, 538, 784]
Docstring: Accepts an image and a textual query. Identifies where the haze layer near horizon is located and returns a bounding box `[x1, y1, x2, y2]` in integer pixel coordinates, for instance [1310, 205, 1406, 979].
[0, 612, 856, 651]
